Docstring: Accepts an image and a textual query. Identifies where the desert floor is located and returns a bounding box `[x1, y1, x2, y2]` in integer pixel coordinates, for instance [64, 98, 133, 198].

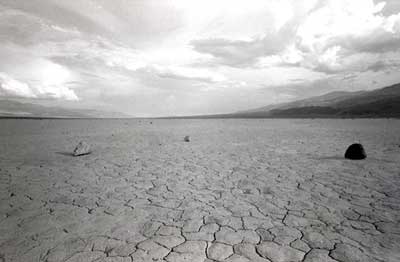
[0, 119, 399, 262]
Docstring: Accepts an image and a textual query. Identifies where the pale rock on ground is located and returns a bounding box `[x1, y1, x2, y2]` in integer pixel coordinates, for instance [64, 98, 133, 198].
[73, 141, 91, 156]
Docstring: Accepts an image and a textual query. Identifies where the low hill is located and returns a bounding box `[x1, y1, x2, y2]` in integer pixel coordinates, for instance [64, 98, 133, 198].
[0, 100, 130, 118]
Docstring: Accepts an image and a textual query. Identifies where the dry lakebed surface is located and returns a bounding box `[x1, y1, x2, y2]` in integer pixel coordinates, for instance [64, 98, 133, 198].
[0, 119, 399, 262]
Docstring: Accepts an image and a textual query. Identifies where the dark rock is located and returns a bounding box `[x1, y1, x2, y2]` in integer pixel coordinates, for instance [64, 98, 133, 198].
[73, 141, 91, 156]
[345, 143, 366, 160]
[184, 136, 190, 142]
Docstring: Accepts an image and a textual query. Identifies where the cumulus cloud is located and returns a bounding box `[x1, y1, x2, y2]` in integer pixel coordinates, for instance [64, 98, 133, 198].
[296, 0, 399, 53]
[0, 73, 33, 98]
[293, 0, 400, 73]
[0, 44, 79, 100]
[0, 72, 78, 100]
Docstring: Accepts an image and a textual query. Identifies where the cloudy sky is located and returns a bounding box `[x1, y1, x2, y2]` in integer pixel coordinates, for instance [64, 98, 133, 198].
[0, 0, 400, 116]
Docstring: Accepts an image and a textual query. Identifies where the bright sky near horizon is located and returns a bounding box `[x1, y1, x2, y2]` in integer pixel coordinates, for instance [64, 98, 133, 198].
[0, 0, 400, 116]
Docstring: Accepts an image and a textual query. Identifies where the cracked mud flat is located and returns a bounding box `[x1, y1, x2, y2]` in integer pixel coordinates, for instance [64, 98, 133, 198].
[0, 119, 399, 262]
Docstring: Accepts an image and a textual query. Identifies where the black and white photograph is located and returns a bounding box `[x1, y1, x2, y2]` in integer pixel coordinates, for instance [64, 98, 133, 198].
[0, 0, 400, 261]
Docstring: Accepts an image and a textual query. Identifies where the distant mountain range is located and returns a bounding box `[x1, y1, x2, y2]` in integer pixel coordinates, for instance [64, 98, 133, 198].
[166, 82, 400, 119]
[235, 82, 400, 118]
[0, 100, 130, 118]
